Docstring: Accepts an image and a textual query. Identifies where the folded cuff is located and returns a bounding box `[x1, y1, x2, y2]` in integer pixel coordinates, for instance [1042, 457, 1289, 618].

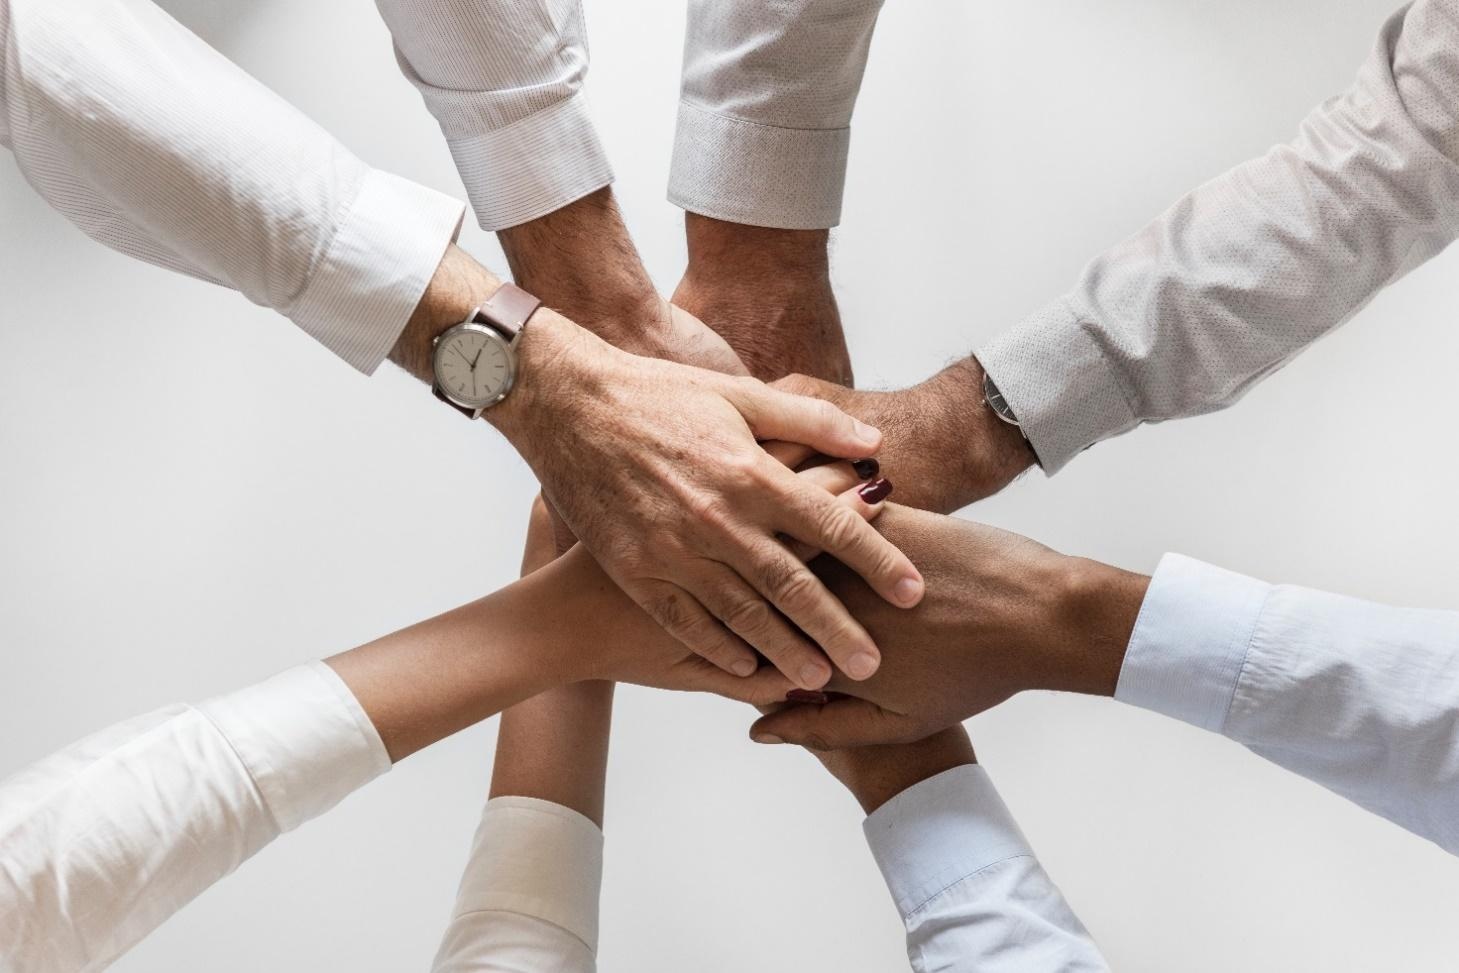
[863, 765, 1033, 920]
[286, 169, 464, 375]
[450, 796, 605, 952]
[668, 101, 849, 229]
[197, 661, 391, 834]
[1117, 554, 1274, 733]
[447, 92, 614, 231]
[975, 297, 1140, 475]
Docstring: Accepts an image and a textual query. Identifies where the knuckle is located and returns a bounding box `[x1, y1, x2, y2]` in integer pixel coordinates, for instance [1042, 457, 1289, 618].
[803, 732, 834, 752]
[723, 596, 774, 638]
[817, 503, 865, 552]
[642, 590, 691, 633]
[765, 562, 820, 613]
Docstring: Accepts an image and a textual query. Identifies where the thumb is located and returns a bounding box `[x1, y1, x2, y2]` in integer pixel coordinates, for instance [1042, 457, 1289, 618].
[749, 697, 916, 750]
[730, 380, 881, 459]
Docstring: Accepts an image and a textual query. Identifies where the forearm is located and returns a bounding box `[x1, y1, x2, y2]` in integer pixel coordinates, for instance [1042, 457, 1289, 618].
[675, 213, 851, 383]
[978, 1, 1459, 474]
[816, 726, 976, 815]
[490, 682, 614, 827]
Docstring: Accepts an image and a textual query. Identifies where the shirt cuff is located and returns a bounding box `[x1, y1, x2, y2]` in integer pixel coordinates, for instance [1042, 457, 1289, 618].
[1116, 554, 1274, 733]
[449, 796, 605, 953]
[197, 661, 391, 834]
[445, 92, 614, 232]
[668, 101, 849, 229]
[287, 169, 464, 375]
[863, 765, 1033, 920]
[975, 296, 1140, 475]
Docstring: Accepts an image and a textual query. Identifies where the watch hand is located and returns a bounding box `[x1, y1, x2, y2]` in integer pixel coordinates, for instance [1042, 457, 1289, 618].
[454, 347, 472, 366]
[469, 348, 484, 370]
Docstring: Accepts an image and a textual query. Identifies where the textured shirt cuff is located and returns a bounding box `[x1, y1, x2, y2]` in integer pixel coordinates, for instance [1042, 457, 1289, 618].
[447, 92, 613, 232]
[975, 297, 1140, 475]
[450, 796, 605, 952]
[863, 765, 1032, 920]
[668, 101, 849, 229]
[197, 661, 391, 834]
[1117, 554, 1274, 733]
[288, 169, 464, 375]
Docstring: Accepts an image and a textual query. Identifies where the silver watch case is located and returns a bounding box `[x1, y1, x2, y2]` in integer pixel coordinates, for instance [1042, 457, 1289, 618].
[431, 317, 519, 418]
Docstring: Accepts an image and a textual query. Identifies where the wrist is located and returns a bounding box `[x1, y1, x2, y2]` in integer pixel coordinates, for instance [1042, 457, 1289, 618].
[1047, 555, 1151, 698]
[391, 244, 503, 383]
[823, 728, 977, 815]
[928, 358, 1037, 505]
[485, 310, 606, 443]
[683, 212, 830, 281]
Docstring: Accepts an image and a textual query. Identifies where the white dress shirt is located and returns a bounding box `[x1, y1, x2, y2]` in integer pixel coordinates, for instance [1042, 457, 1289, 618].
[1121, 553, 1459, 855]
[1, 0, 465, 374]
[979, 0, 1459, 472]
[864, 765, 1108, 972]
[0, 662, 603, 972]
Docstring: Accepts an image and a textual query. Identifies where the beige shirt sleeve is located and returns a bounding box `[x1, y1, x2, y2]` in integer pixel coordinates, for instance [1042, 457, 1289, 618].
[978, 1, 1459, 473]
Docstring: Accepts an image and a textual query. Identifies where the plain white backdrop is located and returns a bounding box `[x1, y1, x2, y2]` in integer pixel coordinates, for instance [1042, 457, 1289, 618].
[4, 0, 1459, 969]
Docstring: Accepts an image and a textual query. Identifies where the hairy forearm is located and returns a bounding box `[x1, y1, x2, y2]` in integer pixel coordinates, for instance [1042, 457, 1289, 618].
[490, 681, 615, 826]
[675, 213, 851, 384]
[390, 243, 503, 383]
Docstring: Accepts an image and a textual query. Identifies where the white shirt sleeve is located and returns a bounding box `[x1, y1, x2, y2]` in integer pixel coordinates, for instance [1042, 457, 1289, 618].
[1, 0, 465, 375]
[0, 662, 391, 973]
[978, 0, 1459, 473]
[374, 0, 613, 231]
[669, 0, 886, 230]
[431, 796, 603, 973]
[863, 765, 1109, 973]
[1119, 553, 1459, 854]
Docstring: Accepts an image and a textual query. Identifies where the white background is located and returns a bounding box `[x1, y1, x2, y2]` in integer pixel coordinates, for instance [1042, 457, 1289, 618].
[3, 0, 1459, 970]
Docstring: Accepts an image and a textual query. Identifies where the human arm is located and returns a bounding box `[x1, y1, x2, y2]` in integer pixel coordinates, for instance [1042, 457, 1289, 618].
[832, 732, 1108, 972]
[977, 0, 1459, 474]
[752, 504, 1459, 856]
[0, 0, 466, 375]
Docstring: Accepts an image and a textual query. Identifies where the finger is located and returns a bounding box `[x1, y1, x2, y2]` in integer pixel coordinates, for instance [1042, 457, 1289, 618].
[632, 578, 760, 678]
[749, 697, 923, 749]
[695, 566, 832, 691]
[779, 476, 924, 611]
[794, 460, 864, 497]
[675, 658, 797, 706]
[521, 495, 559, 576]
[728, 380, 881, 459]
[762, 441, 817, 470]
[736, 539, 881, 681]
[783, 466, 890, 562]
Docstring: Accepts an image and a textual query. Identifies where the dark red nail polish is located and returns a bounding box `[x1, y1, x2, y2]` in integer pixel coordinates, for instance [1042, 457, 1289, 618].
[858, 477, 893, 504]
[786, 689, 830, 705]
[851, 458, 880, 480]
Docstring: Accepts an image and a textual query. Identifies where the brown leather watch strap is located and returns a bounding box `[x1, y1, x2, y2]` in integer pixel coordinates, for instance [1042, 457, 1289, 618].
[475, 281, 541, 339]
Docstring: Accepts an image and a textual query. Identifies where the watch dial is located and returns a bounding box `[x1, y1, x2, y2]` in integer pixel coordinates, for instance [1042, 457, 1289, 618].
[435, 329, 512, 407]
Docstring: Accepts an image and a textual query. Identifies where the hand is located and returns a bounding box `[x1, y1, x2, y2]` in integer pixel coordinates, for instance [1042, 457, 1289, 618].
[748, 505, 1149, 749]
[531, 461, 899, 701]
[772, 361, 1037, 514]
[673, 214, 852, 384]
[488, 315, 925, 690]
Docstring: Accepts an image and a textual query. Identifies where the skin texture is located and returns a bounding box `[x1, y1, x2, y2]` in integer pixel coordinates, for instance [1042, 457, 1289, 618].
[749, 505, 1151, 750]
[387, 239, 926, 690]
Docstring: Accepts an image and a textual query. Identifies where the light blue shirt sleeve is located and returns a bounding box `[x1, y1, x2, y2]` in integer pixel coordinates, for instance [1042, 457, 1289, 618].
[1119, 553, 1459, 854]
[863, 765, 1109, 972]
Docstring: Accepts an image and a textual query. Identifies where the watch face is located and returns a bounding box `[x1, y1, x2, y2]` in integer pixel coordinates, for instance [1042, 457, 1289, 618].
[433, 325, 515, 408]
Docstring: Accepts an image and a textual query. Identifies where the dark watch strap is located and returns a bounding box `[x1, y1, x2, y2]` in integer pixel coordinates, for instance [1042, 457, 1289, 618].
[474, 282, 541, 339]
[432, 386, 479, 418]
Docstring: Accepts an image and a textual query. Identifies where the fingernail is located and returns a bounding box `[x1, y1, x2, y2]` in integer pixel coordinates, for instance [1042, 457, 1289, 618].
[851, 458, 880, 480]
[894, 575, 924, 606]
[786, 689, 830, 705]
[858, 477, 893, 504]
[853, 420, 880, 446]
[753, 733, 785, 745]
[732, 658, 758, 677]
[846, 651, 879, 680]
[798, 662, 830, 689]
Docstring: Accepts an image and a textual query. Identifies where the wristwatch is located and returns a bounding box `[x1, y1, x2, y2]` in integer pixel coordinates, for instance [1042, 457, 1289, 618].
[983, 371, 1023, 431]
[431, 282, 542, 419]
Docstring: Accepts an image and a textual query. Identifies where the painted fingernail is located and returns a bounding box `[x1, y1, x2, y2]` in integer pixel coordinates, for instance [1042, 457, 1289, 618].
[753, 733, 785, 745]
[853, 420, 880, 446]
[786, 689, 830, 705]
[799, 662, 830, 689]
[894, 576, 924, 606]
[732, 658, 758, 677]
[858, 477, 893, 504]
[846, 651, 879, 680]
[851, 458, 880, 480]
